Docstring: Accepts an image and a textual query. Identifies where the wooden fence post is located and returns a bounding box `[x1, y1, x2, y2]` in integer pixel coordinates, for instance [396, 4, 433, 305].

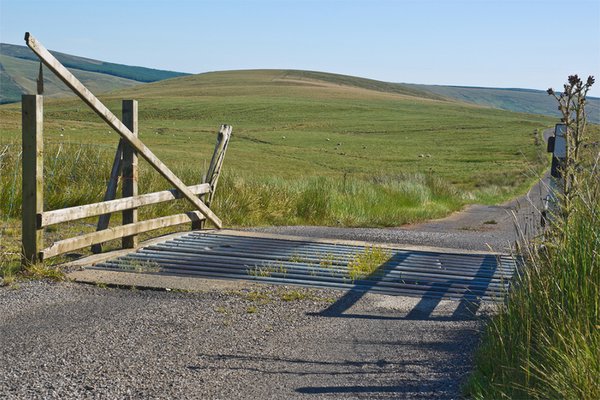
[21, 95, 44, 265]
[193, 125, 232, 230]
[122, 100, 138, 248]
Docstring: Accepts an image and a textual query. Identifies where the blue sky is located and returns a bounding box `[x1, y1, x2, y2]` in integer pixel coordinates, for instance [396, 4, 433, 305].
[1, 0, 599, 96]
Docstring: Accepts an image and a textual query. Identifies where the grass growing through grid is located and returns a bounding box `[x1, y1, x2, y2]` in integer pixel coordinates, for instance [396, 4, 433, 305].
[347, 246, 392, 281]
[247, 262, 288, 278]
[465, 151, 600, 399]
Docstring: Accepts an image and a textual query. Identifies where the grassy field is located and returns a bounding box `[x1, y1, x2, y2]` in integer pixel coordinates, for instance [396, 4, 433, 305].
[0, 69, 554, 277]
[0, 69, 553, 192]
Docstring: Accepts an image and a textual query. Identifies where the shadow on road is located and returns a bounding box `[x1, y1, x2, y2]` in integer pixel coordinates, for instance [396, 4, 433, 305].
[187, 353, 428, 376]
[313, 252, 503, 321]
[295, 383, 442, 395]
[187, 327, 475, 399]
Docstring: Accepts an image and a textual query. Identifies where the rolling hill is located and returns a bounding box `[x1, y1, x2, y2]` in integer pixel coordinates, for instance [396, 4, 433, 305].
[406, 83, 600, 124]
[1, 41, 597, 123]
[0, 43, 188, 104]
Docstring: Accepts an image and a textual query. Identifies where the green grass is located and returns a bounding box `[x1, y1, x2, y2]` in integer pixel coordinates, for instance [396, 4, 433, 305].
[465, 153, 600, 399]
[0, 70, 552, 198]
[0, 142, 468, 224]
[347, 245, 392, 281]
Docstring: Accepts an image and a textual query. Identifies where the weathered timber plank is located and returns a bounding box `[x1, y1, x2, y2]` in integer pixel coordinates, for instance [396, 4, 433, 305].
[205, 125, 232, 207]
[24, 33, 223, 228]
[91, 140, 123, 254]
[41, 212, 206, 260]
[41, 183, 210, 227]
[122, 100, 138, 249]
[21, 95, 44, 265]
[195, 125, 232, 230]
[194, 125, 231, 229]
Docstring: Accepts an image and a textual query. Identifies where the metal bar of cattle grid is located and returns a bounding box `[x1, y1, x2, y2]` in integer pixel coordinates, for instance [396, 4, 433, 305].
[92, 232, 516, 301]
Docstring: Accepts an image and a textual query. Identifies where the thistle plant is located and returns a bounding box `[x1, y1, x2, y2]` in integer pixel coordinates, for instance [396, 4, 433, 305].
[547, 74, 595, 220]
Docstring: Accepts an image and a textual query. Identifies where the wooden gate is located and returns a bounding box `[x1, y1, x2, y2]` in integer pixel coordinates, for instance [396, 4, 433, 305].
[21, 33, 231, 265]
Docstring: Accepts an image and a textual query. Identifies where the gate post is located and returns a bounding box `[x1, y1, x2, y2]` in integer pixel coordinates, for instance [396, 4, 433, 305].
[122, 99, 138, 248]
[193, 125, 232, 230]
[21, 94, 44, 265]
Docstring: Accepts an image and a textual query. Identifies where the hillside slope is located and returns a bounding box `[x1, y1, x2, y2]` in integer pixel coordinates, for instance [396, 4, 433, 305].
[407, 84, 600, 124]
[118, 69, 442, 100]
[0, 54, 141, 103]
[0, 43, 188, 104]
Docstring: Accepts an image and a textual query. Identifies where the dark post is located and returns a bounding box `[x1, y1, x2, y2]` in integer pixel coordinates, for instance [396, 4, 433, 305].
[122, 100, 138, 248]
[542, 123, 567, 226]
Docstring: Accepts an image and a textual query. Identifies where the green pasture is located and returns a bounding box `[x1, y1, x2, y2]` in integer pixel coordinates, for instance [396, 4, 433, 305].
[0, 69, 554, 202]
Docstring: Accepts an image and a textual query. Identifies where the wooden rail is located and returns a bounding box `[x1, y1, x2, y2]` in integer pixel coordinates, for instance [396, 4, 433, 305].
[41, 212, 206, 260]
[21, 33, 231, 264]
[39, 184, 211, 227]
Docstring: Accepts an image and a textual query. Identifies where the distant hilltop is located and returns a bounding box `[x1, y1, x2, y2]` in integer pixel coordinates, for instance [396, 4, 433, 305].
[1, 43, 598, 123]
[405, 83, 600, 124]
[0, 43, 189, 104]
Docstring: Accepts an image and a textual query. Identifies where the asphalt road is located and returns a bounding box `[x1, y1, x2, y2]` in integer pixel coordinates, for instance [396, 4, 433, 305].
[0, 179, 547, 399]
[1, 281, 488, 399]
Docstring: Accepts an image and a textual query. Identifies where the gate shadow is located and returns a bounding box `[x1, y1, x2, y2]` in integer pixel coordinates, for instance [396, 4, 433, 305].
[312, 251, 503, 321]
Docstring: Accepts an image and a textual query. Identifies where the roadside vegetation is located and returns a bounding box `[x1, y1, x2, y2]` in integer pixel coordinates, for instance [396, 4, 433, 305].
[466, 75, 599, 399]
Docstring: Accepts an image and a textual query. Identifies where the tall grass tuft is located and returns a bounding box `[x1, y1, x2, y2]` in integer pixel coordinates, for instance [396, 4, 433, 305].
[467, 74, 599, 399]
[466, 154, 599, 399]
[212, 173, 463, 227]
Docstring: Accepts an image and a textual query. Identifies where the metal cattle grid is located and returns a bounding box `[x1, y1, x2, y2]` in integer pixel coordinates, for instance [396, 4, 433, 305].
[92, 231, 517, 301]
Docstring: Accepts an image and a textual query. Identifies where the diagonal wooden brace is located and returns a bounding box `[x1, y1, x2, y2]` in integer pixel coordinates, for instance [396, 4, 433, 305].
[91, 140, 123, 254]
[24, 33, 223, 228]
